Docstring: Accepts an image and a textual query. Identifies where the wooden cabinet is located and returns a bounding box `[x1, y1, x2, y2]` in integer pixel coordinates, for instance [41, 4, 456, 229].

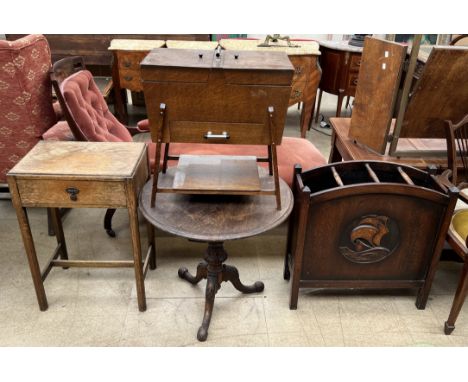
[219, 39, 321, 138]
[315, 40, 363, 120]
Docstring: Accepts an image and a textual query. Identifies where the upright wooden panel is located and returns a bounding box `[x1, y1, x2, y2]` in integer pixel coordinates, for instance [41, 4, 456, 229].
[349, 38, 407, 154]
[400, 47, 468, 139]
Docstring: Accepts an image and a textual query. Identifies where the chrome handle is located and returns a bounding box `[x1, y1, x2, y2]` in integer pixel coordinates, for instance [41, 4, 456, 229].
[124, 76, 133, 81]
[65, 187, 79, 201]
[204, 131, 230, 140]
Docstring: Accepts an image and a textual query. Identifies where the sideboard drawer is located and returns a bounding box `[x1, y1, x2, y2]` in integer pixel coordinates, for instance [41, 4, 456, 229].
[117, 51, 148, 70]
[289, 81, 307, 105]
[119, 68, 143, 92]
[288, 55, 311, 83]
[349, 54, 362, 72]
[16, 178, 127, 208]
[347, 73, 359, 90]
[168, 121, 271, 145]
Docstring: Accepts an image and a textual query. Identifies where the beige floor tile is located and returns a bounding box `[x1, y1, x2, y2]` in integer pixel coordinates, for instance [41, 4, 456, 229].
[268, 330, 310, 346]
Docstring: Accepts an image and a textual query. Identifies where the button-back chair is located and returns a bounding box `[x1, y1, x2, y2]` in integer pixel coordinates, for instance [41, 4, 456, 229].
[442, 113, 468, 334]
[51, 65, 153, 237]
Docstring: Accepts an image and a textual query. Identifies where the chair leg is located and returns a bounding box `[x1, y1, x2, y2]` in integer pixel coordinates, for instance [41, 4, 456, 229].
[47, 208, 70, 236]
[444, 260, 468, 334]
[104, 208, 117, 237]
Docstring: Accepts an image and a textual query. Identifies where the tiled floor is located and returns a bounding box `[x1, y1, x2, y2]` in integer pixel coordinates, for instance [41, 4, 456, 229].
[0, 93, 467, 346]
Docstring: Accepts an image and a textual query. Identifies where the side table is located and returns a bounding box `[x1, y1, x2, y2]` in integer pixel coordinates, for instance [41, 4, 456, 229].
[139, 167, 294, 341]
[7, 141, 153, 312]
[315, 40, 363, 121]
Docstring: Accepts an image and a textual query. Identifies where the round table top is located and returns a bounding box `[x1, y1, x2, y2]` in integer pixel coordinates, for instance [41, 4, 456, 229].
[139, 169, 294, 242]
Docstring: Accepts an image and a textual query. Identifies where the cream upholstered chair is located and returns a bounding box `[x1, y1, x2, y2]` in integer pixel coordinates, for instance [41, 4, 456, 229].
[442, 114, 468, 334]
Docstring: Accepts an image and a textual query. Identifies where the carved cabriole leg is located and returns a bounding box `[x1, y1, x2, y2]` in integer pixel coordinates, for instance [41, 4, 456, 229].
[222, 264, 264, 293]
[49, 207, 69, 269]
[147, 221, 156, 270]
[104, 208, 116, 237]
[197, 275, 217, 342]
[8, 177, 48, 311]
[178, 262, 208, 284]
[126, 179, 146, 312]
[444, 260, 468, 334]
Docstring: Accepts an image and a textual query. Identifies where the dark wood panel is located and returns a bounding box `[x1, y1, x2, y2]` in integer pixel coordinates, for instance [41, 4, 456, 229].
[349, 38, 407, 154]
[401, 47, 468, 139]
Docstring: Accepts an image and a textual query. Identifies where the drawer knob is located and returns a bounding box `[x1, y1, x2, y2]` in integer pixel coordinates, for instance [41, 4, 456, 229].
[65, 187, 79, 201]
[293, 90, 302, 98]
[294, 67, 303, 75]
[353, 79, 358, 85]
[204, 131, 230, 140]
[123, 61, 131, 68]
[124, 76, 133, 81]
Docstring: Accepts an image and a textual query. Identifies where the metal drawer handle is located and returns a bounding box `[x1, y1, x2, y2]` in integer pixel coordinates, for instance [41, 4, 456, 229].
[123, 61, 131, 68]
[294, 67, 303, 75]
[204, 131, 230, 140]
[65, 187, 79, 201]
[293, 90, 302, 98]
[124, 75, 133, 81]
[355, 60, 361, 66]
[353, 79, 358, 85]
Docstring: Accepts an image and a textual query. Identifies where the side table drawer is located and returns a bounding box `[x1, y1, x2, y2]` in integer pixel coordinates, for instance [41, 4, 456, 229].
[16, 178, 127, 208]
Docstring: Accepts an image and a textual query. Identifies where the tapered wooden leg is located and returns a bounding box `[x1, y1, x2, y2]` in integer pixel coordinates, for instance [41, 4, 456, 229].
[104, 208, 116, 237]
[8, 179, 48, 311]
[267, 145, 273, 176]
[271, 144, 281, 210]
[336, 91, 345, 117]
[345, 95, 351, 109]
[445, 260, 468, 334]
[314, 89, 323, 124]
[49, 207, 69, 269]
[127, 180, 146, 312]
[147, 222, 156, 270]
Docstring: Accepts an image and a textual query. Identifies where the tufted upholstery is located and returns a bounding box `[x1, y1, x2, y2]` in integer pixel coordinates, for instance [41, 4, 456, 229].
[61, 70, 132, 142]
[0, 34, 57, 183]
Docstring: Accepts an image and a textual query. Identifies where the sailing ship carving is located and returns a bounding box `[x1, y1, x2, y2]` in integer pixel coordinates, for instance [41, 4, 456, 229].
[339, 215, 396, 264]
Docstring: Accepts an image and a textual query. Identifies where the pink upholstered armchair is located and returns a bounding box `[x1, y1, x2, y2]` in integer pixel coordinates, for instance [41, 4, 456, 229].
[0, 34, 58, 187]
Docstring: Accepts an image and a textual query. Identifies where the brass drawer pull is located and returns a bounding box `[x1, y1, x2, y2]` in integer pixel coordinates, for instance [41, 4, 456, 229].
[353, 79, 358, 86]
[293, 90, 302, 98]
[123, 61, 131, 68]
[294, 67, 303, 75]
[124, 76, 133, 81]
[65, 187, 79, 201]
[204, 131, 230, 140]
[355, 60, 361, 66]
